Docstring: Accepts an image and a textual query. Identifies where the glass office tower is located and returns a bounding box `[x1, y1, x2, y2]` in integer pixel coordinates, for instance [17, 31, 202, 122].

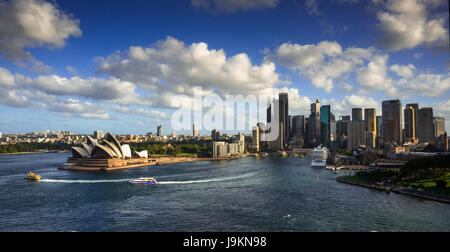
[320, 105, 331, 148]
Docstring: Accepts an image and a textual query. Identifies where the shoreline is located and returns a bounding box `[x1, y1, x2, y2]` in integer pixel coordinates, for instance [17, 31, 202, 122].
[336, 176, 450, 204]
[0, 150, 68, 156]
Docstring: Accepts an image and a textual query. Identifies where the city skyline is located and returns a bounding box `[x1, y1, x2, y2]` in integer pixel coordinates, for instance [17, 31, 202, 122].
[0, 0, 449, 135]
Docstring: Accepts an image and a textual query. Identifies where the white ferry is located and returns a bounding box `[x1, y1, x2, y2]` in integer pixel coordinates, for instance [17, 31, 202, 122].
[311, 146, 327, 167]
[129, 177, 158, 185]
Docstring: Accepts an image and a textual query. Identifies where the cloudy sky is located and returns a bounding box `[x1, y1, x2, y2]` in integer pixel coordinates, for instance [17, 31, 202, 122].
[0, 0, 448, 135]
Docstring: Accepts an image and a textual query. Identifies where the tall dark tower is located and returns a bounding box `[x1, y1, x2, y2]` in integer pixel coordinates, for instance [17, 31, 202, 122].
[279, 93, 289, 147]
[382, 99, 402, 144]
[352, 108, 363, 121]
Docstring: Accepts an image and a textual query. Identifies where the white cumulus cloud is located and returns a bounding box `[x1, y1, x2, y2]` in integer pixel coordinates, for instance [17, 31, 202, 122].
[97, 36, 287, 97]
[0, 0, 82, 60]
[375, 0, 449, 51]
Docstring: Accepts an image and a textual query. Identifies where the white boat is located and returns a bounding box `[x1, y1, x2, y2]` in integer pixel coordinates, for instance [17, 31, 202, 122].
[129, 177, 158, 185]
[311, 146, 327, 167]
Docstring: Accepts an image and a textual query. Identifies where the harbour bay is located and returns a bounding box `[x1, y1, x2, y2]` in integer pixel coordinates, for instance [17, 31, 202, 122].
[0, 152, 449, 232]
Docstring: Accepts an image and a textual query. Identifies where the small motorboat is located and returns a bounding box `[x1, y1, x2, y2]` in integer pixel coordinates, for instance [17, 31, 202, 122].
[25, 172, 42, 181]
[129, 177, 158, 185]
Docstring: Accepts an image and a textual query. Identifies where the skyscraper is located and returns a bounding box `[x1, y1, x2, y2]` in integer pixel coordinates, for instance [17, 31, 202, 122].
[292, 115, 306, 140]
[406, 103, 419, 139]
[252, 125, 260, 151]
[417, 107, 434, 143]
[382, 99, 402, 144]
[279, 93, 289, 147]
[307, 99, 321, 147]
[434, 117, 445, 138]
[337, 115, 350, 149]
[267, 100, 287, 151]
[320, 105, 331, 148]
[157, 125, 163, 137]
[347, 120, 366, 149]
[404, 105, 416, 142]
[364, 108, 376, 148]
[193, 123, 199, 137]
[352, 108, 363, 121]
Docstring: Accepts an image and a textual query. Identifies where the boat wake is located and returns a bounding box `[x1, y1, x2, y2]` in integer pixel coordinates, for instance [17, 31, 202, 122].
[40, 172, 254, 185]
[40, 179, 130, 183]
[159, 173, 253, 185]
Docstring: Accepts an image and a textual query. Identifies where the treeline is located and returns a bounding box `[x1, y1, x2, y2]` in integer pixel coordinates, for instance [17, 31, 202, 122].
[355, 154, 450, 184]
[400, 154, 450, 180]
[0, 142, 74, 154]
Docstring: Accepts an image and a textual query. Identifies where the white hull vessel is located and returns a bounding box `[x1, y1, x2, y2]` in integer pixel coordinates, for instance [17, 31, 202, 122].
[311, 146, 327, 167]
[311, 160, 327, 167]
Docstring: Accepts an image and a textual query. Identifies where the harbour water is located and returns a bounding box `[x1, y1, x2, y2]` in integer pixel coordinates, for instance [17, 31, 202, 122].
[1, 152, 449, 232]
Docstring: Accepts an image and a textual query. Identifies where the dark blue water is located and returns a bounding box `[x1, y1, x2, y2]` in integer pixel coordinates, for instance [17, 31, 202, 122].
[0, 152, 449, 232]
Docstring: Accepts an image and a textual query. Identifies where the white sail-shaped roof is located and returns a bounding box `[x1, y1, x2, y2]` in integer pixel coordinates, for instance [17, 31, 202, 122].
[72, 147, 89, 158]
[91, 144, 117, 158]
[105, 132, 124, 157]
[134, 150, 148, 158]
[87, 136, 98, 146]
[121, 144, 132, 158]
[81, 143, 94, 156]
[103, 140, 123, 159]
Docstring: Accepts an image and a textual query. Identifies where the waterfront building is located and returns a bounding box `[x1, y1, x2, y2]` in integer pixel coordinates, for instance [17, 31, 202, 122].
[157, 125, 163, 137]
[251, 125, 260, 152]
[212, 141, 245, 158]
[382, 99, 402, 144]
[270, 122, 284, 152]
[364, 108, 377, 148]
[212, 142, 227, 158]
[71, 133, 133, 160]
[257, 122, 269, 150]
[193, 123, 199, 137]
[417, 108, 434, 144]
[434, 117, 445, 138]
[267, 99, 284, 151]
[404, 105, 416, 143]
[352, 108, 363, 121]
[0, 131, 2, 138]
[236, 133, 245, 153]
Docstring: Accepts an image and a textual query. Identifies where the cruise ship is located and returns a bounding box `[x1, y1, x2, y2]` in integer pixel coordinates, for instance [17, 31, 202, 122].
[311, 146, 327, 167]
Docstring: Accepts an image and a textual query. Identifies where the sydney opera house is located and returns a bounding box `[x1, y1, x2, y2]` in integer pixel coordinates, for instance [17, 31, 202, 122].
[60, 132, 153, 171]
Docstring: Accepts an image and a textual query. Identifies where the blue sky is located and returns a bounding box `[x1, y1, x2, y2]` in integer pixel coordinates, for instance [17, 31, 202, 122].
[0, 0, 449, 135]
